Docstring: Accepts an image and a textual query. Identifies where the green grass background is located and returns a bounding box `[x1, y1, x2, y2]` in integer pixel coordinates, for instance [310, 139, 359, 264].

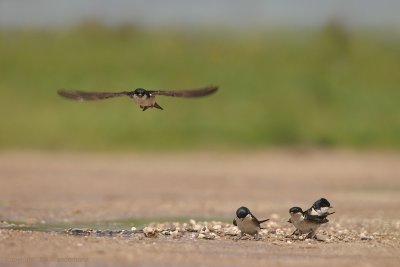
[1, 23, 399, 151]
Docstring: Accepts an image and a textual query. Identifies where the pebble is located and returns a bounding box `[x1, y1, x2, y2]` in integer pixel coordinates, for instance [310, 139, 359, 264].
[193, 224, 203, 232]
[200, 226, 210, 234]
[143, 227, 157, 237]
[360, 234, 374, 240]
[209, 233, 219, 239]
[270, 213, 280, 220]
[212, 225, 222, 231]
[162, 230, 171, 235]
[316, 235, 328, 242]
[171, 230, 179, 238]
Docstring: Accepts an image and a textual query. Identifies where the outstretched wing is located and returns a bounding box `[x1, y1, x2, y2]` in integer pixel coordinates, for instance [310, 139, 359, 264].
[58, 90, 129, 101]
[149, 86, 218, 98]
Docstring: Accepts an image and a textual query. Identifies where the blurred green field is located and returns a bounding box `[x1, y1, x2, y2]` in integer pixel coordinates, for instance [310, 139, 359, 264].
[1, 24, 399, 151]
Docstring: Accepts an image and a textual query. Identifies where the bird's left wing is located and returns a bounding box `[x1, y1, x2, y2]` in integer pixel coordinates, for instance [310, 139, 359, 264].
[149, 86, 218, 98]
[58, 90, 129, 101]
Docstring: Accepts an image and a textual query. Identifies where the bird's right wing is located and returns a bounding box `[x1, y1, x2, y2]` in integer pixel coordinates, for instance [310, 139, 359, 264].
[58, 90, 129, 101]
[149, 86, 218, 98]
[304, 213, 329, 224]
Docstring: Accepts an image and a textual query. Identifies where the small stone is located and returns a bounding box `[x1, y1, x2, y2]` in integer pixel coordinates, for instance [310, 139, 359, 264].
[172, 230, 179, 237]
[131, 227, 137, 231]
[209, 233, 218, 239]
[225, 227, 240, 236]
[286, 240, 292, 244]
[198, 233, 205, 239]
[69, 228, 86, 236]
[162, 230, 171, 235]
[316, 234, 328, 242]
[212, 225, 222, 231]
[267, 221, 278, 228]
[189, 219, 196, 225]
[360, 234, 374, 240]
[271, 213, 280, 220]
[260, 229, 269, 235]
[143, 227, 157, 237]
[193, 224, 202, 232]
[200, 226, 210, 234]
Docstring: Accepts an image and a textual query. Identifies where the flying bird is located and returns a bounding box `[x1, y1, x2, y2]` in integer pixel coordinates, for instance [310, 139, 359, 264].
[288, 198, 334, 239]
[233, 206, 269, 240]
[57, 86, 218, 111]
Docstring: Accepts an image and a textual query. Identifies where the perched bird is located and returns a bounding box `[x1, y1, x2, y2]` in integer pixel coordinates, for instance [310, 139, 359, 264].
[57, 86, 218, 111]
[288, 198, 334, 239]
[233, 206, 269, 240]
[306, 198, 335, 217]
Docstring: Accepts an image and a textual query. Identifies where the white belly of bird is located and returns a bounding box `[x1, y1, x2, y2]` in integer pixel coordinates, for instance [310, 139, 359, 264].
[133, 95, 156, 107]
[235, 216, 260, 235]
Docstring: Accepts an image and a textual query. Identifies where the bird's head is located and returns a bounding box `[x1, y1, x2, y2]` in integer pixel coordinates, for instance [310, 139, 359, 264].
[134, 88, 147, 97]
[313, 198, 332, 209]
[289, 207, 303, 215]
[236, 206, 251, 219]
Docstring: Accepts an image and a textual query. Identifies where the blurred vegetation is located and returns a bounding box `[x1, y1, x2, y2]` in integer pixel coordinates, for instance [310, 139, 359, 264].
[0, 23, 399, 151]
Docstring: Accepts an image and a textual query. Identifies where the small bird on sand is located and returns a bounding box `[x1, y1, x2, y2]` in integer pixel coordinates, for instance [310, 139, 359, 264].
[233, 206, 269, 240]
[305, 198, 335, 217]
[58, 86, 218, 111]
[288, 198, 334, 239]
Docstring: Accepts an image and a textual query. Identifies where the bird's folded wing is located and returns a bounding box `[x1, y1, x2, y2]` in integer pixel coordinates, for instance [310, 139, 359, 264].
[304, 213, 329, 224]
[233, 219, 237, 226]
[250, 213, 269, 225]
[58, 90, 129, 101]
[149, 86, 218, 98]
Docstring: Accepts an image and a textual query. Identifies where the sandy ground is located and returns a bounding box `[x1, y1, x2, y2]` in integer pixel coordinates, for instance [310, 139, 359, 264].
[0, 150, 400, 266]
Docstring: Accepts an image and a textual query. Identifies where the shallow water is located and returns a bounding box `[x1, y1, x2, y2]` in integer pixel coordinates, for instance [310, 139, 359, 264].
[1, 217, 225, 233]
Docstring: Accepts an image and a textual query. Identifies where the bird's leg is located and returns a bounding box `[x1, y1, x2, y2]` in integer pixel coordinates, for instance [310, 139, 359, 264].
[305, 230, 316, 239]
[142, 106, 149, 111]
[153, 102, 163, 110]
[234, 232, 244, 241]
[291, 229, 299, 236]
[255, 232, 261, 241]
